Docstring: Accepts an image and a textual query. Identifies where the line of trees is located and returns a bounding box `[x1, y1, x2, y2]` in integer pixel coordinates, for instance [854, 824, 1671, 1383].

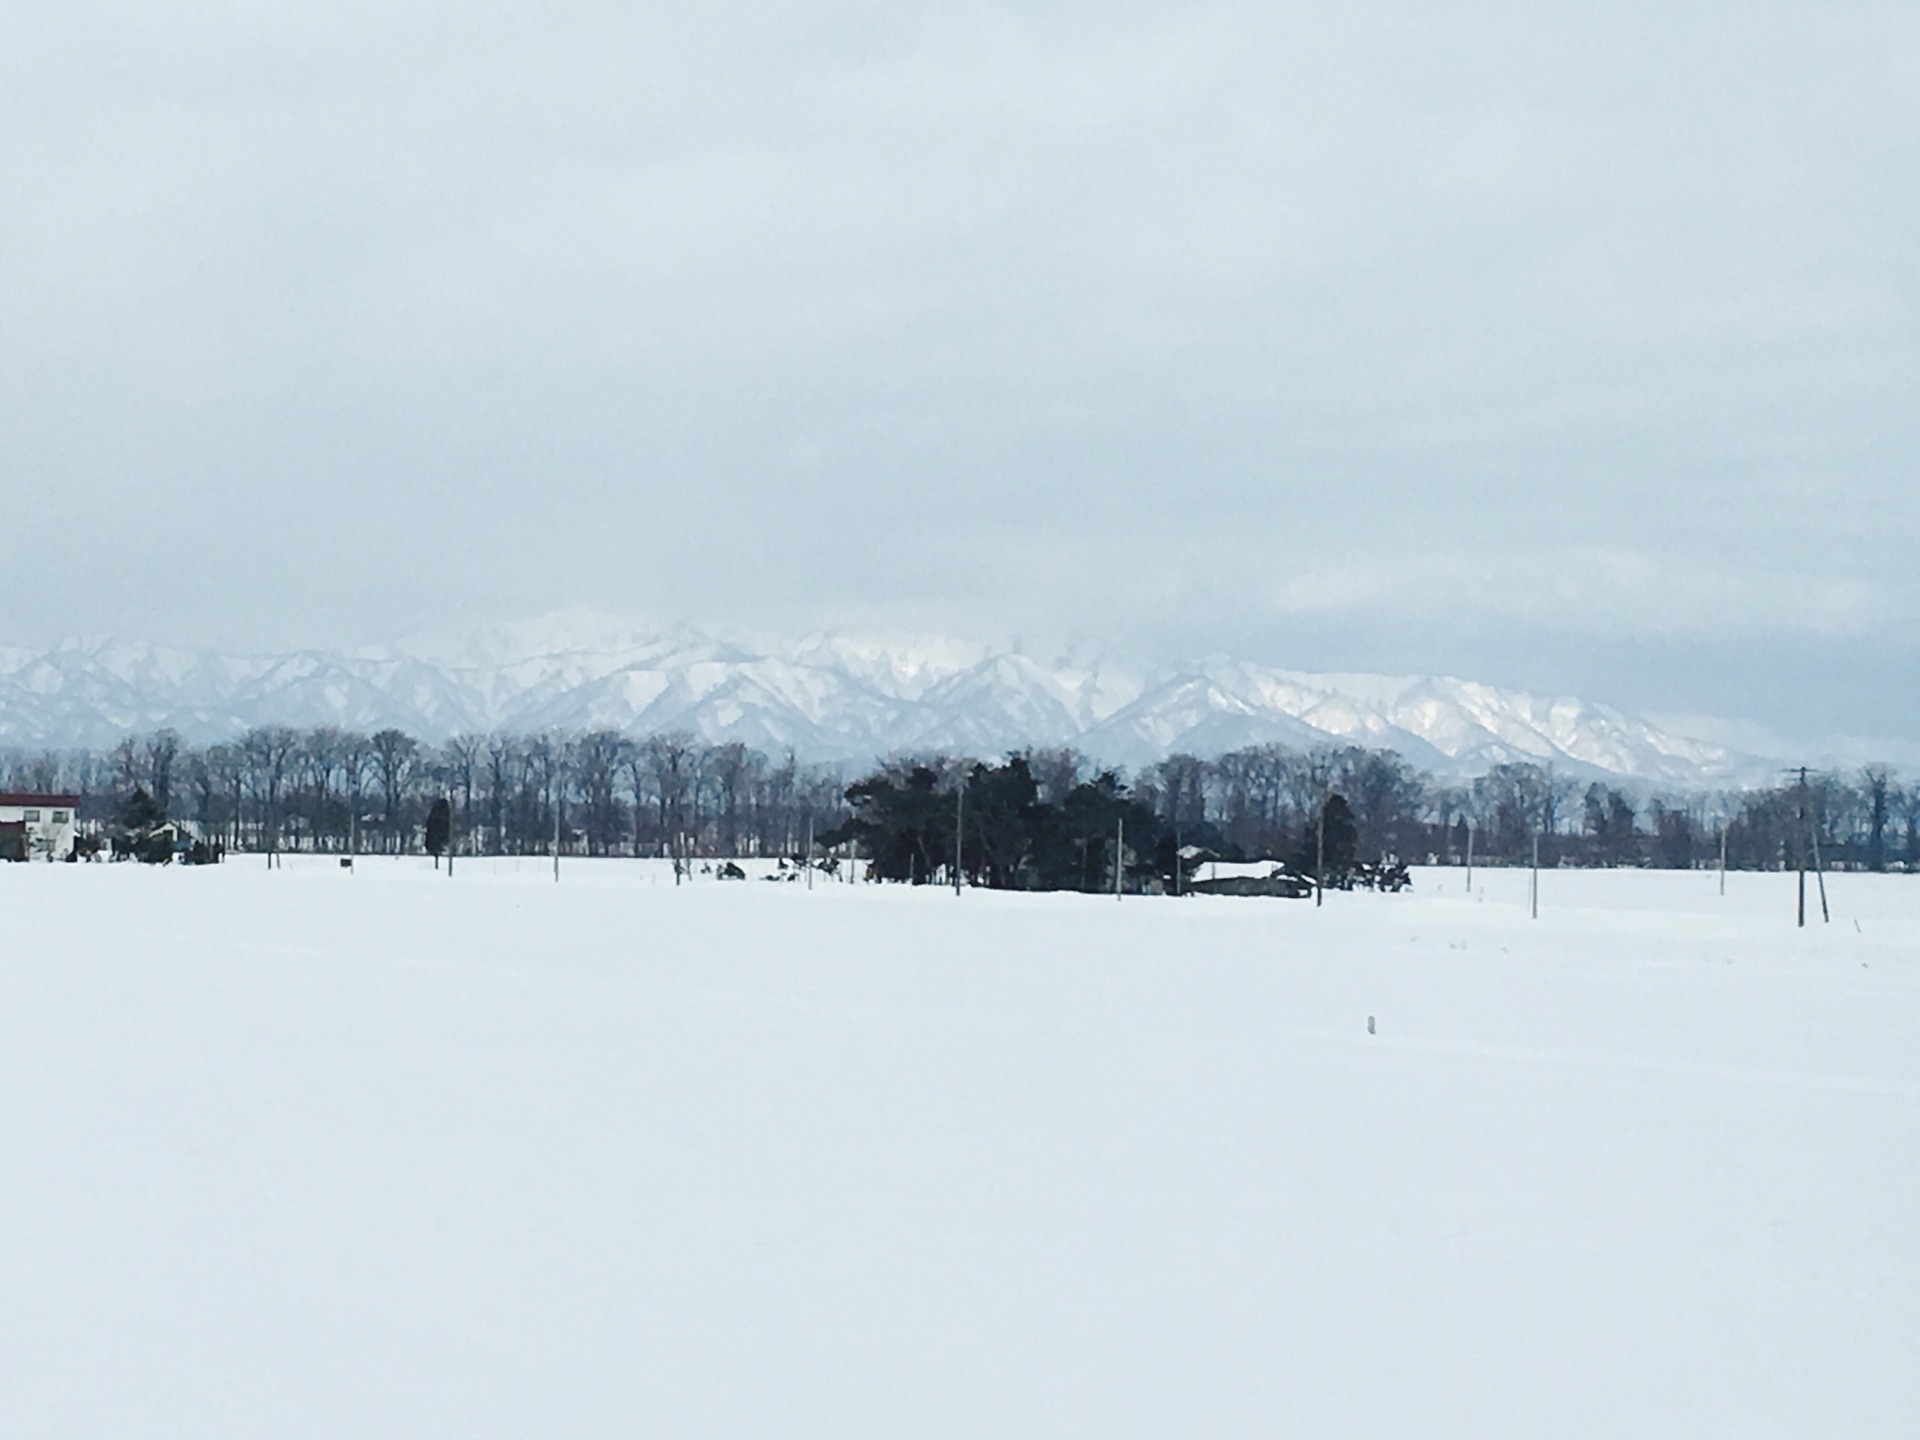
[1138, 746, 1918, 877]
[3, 729, 1916, 876]
[0, 728, 850, 862]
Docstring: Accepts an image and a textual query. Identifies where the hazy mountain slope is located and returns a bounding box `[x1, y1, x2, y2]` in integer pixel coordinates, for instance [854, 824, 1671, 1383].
[0, 622, 1764, 784]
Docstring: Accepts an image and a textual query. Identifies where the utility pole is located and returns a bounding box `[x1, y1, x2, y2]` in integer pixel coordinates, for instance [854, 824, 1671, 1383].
[1530, 832, 1540, 919]
[1465, 821, 1473, 893]
[1807, 772, 1830, 924]
[806, 814, 814, 891]
[1718, 824, 1726, 897]
[1315, 798, 1325, 908]
[553, 787, 561, 884]
[1795, 767, 1808, 927]
[954, 782, 964, 896]
[1812, 826, 1830, 922]
[1115, 816, 1124, 901]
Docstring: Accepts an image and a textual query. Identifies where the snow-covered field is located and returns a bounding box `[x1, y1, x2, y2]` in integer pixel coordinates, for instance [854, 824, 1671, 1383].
[3, 858, 1916, 1437]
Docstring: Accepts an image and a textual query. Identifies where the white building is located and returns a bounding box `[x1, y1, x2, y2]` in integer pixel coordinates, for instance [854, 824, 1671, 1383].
[0, 793, 80, 861]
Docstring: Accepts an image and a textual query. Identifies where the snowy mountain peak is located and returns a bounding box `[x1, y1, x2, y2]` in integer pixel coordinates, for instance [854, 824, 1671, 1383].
[0, 618, 1766, 785]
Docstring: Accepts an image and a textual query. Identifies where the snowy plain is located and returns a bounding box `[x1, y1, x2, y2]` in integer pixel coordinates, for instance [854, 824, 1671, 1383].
[3, 858, 1916, 1438]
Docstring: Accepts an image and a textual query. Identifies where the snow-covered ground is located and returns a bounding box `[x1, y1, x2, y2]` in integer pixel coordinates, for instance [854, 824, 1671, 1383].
[3, 859, 1915, 1437]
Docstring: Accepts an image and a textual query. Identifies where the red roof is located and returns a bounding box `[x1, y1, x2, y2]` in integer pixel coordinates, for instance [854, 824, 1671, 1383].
[0, 793, 80, 808]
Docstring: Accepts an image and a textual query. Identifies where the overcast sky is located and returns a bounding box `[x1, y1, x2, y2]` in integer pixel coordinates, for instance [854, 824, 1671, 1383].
[3, 2, 1916, 742]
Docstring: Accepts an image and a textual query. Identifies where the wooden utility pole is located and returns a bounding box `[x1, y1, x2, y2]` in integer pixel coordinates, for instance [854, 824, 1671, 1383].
[1530, 832, 1540, 919]
[1115, 816, 1124, 900]
[552, 789, 561, 884]
[1808, 777, 1830, 924]
[806, 815, 814, 891]
[1795, 767, 1808, 927]
[954, 783, 963, 896]
[1315, 799, 1325, 908]
[1465, 821, 1473, 893]
[1718, 825, 1726, 896]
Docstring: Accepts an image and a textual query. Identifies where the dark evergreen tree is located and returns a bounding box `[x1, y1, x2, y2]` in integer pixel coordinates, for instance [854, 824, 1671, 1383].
[829, 758, 1166, 892]
[118, 786, 173, 863]
[121, 786, 164, 835]
[962, 756, 1039, 888]
[1034, 770, 1156, 892]
[1653, 806, 1695, 869]
[1292, 793, 1358, 888]
[424, 797, 452, 860]
[835, 765, 952, 883]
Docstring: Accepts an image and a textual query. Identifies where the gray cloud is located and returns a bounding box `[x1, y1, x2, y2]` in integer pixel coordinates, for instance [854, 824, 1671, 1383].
[2, 1, 1916, 744]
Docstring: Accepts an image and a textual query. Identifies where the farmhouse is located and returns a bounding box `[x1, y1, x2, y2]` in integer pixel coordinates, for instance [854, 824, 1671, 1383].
[0, 793, 81, 861]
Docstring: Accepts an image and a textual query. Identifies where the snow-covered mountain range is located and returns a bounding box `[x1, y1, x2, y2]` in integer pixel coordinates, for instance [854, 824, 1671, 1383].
[0, 616, 1764, 785]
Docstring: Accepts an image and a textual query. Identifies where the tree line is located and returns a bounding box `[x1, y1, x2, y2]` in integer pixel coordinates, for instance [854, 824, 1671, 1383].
[0, 727, 849, 863]
[3, 728, 1915, 879]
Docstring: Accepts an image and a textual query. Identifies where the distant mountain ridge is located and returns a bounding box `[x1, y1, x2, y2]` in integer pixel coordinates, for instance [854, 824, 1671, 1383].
[0, 617, 1764, 786]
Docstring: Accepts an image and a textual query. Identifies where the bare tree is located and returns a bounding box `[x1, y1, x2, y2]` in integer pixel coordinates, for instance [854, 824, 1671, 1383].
[339, 732, 374, 854]
[185, 749, 220, 843]
[1472, 762, 1552, 860]
[443, 734, 485, 856]
[1147, 753, 1211, 836]
[242, 726, 300, 854]
[710, 742, 755, 857]
[1861, 764, 1894, 872]
[1027, 748, 1086, 808]
[481, 734, 516, 854]
[1335, 748, 1426, 864]
[644, 732, 697, 862]
[573, 730, 628, 856]
[112, 736, 141, 800]
[144, 729, 182, 816]
[369, 728, 417, 852]
[301, 726, 346, 850]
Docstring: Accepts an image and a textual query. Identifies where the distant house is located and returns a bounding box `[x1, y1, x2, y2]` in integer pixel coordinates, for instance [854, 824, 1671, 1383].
[0, 793, 81, 861]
